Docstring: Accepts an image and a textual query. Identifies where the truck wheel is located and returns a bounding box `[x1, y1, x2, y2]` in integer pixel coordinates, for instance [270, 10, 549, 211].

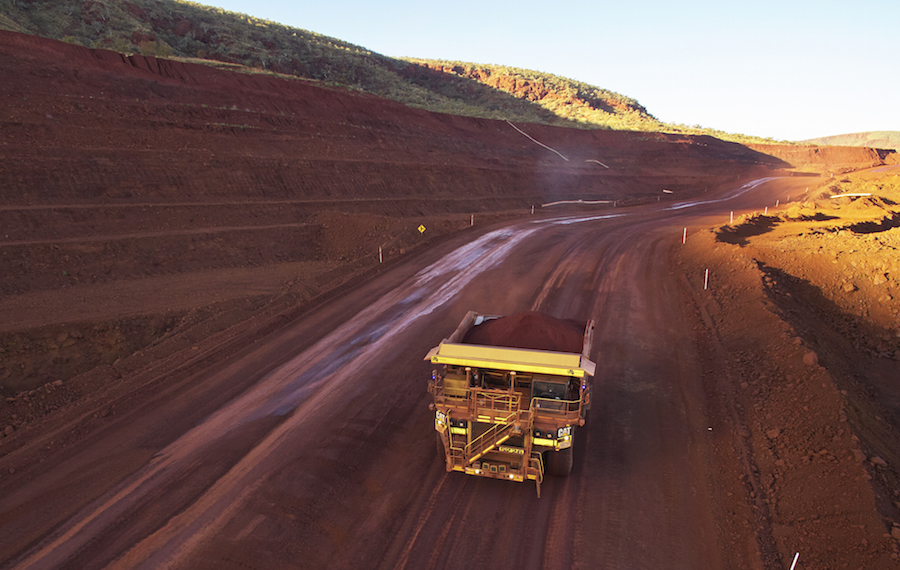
[544, 447, 573, 477]
[436, 433, 445, 457]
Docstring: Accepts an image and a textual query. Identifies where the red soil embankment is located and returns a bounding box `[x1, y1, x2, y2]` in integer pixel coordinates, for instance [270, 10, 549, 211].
[0, 28, 788, 303]
[749, 143, 895, 173]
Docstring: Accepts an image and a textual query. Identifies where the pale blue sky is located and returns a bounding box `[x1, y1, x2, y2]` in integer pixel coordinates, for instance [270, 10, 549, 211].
[206, 0, 897, 141]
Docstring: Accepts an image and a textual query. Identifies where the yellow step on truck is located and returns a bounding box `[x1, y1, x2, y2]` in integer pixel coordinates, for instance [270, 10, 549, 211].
[425, 311, 595, 497]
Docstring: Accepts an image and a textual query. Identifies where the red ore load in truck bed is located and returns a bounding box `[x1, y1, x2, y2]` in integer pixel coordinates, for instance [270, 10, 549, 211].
[461, 311, 585, 353]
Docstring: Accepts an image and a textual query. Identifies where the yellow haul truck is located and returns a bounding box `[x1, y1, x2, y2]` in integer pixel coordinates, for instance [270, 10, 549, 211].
[425, 311, 595, 497]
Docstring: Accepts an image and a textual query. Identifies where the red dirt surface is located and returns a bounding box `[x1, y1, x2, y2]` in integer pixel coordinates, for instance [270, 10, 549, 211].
[676, 170, 900, 567]
[1, 29, 900, 570]
[462, 312, 585, 353]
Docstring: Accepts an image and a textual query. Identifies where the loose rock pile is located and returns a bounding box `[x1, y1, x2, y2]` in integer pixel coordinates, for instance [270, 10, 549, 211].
[462, 312, 585, 353]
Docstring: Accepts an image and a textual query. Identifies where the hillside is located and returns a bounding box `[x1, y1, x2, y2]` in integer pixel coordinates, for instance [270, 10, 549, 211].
[802, 131, 900, 151]
[0, 0, 656, 130]
[403, 59, 659, 131]
[0, 0, 784, 143]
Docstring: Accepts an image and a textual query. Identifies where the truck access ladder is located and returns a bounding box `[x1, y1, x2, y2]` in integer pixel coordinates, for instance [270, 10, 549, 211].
[441, 408, 543, 496]
[529, 452, 544, 498]
[465, 419, 516, 463]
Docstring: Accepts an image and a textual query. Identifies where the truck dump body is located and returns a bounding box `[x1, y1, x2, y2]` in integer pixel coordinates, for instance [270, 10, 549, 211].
[426, 311, 595, 496]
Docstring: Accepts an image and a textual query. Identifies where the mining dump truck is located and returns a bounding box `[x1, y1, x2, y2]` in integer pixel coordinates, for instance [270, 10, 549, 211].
[425, 311, 595, 497]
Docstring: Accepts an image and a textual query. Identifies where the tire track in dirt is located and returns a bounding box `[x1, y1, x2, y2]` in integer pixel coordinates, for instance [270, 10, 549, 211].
[391, 471, 452, 570]
[680, 271, 779, 569]
[6, 224, 545, 568]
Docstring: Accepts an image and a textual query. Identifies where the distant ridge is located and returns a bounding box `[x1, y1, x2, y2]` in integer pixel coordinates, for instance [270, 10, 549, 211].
[802, 131, 900, 151]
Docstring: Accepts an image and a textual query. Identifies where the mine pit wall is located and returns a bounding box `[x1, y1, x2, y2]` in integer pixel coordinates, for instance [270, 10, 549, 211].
[0, 29, 779, 298]
[749, 143, 896, 174]
[0, 29, 775, 207]
[0, 29, 831, 397]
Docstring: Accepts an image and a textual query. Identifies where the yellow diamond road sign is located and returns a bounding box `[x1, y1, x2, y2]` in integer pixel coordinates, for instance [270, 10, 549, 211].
[418, 224, 426, 234]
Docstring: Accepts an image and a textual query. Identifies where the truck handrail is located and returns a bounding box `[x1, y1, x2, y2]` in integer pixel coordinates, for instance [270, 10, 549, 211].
[530, 396, 583, 422]
[430, 380, 584, 423]
[470, 388, 520, 419]
[428, 380, 519, 411]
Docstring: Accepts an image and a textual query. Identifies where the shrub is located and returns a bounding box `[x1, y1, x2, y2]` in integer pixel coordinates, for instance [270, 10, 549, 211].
[139, 40, 173, 57]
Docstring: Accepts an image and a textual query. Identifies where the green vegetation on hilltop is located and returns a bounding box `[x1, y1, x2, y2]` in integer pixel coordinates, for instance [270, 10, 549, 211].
[401, 59, 658, 131]
[0, 0, 590, 126]
[0, 0, 789, 144]
[802, 132, 900, 151]
[0, 0, 394, 80]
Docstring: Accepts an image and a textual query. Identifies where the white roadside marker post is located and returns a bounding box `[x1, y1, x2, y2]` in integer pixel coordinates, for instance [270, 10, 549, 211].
[683, 228, 687, 244]
[789, 552, 800, 570]
[704, 269, 709, 290]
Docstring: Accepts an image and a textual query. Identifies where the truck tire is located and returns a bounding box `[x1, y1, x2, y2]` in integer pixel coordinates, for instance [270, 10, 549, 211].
[436, 433, 445, 457]
[544, 447, 573, 477]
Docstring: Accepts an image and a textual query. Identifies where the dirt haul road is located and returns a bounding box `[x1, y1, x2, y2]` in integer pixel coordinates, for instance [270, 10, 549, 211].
[0, 176, 831, 569]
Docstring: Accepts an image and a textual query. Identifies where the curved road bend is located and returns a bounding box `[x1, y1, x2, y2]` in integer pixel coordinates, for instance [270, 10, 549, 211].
[0, 176, 812, 569]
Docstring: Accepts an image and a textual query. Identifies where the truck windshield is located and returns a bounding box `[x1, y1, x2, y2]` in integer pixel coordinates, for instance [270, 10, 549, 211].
[532, 380, 567, 400]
